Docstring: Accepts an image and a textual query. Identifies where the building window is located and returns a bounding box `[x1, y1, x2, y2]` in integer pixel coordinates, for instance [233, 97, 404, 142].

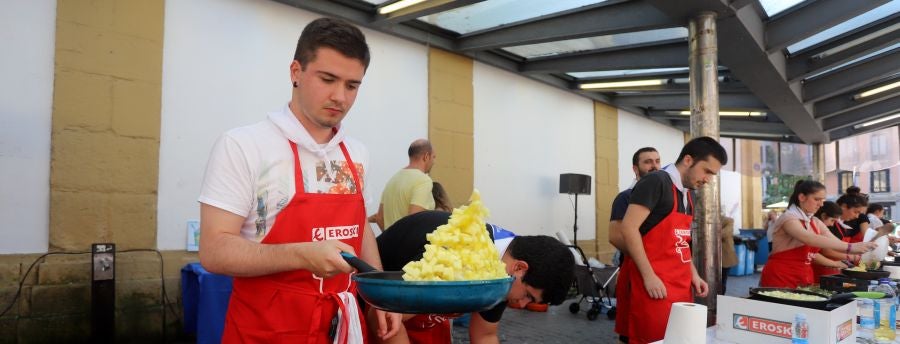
[871, 169, 891, 193]
[839, 171, 855, 192]
[871, 134, 888, 159]
[885, 206, 893, 221]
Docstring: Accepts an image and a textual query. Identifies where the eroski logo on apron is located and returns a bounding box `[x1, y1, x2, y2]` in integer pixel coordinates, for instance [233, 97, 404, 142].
[674, 228, 691, 263]
[312, 225, 360, 241]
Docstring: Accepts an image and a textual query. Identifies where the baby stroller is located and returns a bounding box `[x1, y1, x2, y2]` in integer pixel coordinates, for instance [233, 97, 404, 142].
[567, 245, 619, 321]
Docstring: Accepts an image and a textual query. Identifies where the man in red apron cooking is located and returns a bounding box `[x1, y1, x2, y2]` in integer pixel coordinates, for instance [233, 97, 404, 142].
[199, 18, 401, 343]
[608, 147, 661, 344]
[618, 137, 727, 344]
[369, 211, 575, 344]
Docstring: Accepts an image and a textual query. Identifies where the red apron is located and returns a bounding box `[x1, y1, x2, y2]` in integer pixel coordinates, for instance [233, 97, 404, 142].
[613, 255, 630, 338]
[222, 141, 368, 344]
[624, 185, 694, 344]
[759, 219, 821, 288]
[404, 314, 452, 344]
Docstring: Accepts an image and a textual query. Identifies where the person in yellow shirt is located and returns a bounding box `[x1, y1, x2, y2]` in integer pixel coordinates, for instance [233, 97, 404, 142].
[370, 139, 437, 229]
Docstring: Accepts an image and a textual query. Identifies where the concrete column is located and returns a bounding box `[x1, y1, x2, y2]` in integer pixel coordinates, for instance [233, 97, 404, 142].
[594, 102, 619, 262]
[688, 12, 721, 317]
[428, 48, 474, 207]
[813, 143, 825, 183]
[50, 0, 164, 251]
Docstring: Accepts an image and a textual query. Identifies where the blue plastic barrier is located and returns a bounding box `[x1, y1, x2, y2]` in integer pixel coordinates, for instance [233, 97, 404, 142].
[745, 249, 755, 274]
[182, 262, 233, 344]
[754, 235, 769, 266]
[730, 243, 747, 276]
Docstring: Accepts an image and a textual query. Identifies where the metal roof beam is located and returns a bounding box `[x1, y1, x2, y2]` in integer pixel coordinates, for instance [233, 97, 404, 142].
[822, 94, 900, 132]
[814, 78, 900, 119]
[577, 80, 746, 93]
[765, 0, 887, 53]
[374, 0, 484, 24]
[520, 42, 687, 73]
[645, 0, 825, 142]
[668, 118, 793, 135]
[786, 14, 900, 82]
[828, 119, 900, 141]
[803, 49, 900, 102]
[612, 93, 765, 109]
[456, 0, 681, 51]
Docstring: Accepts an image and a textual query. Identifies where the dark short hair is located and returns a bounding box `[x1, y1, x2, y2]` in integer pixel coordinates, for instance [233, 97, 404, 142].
[789, 180, 826, 208]
[676, 136, 728, 166]
[408, 140, 433, 158]
[294, 18, 370, 70]
[507, 236, 575, 305]
[815, 201, 842, 219]
[632, 147, 658, 166]
[867, 203, 884, 214]
[836, 186, 868, 208]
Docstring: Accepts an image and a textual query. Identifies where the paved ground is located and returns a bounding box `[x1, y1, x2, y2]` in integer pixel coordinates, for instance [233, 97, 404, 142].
[451, 273, 762, 343]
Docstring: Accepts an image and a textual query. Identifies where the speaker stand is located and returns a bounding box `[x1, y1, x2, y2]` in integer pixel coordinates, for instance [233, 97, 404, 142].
[572, 193, 579, 251]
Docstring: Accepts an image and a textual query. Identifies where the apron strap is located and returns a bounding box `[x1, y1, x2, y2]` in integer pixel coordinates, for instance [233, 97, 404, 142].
[290, 142, 305, 193]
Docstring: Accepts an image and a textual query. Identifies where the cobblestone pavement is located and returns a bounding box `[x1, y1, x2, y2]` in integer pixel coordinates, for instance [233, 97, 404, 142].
[451, 273, 761, 343]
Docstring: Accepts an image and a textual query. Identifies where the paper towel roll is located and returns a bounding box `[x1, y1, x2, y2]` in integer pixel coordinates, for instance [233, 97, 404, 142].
[663, 302, 707, 344]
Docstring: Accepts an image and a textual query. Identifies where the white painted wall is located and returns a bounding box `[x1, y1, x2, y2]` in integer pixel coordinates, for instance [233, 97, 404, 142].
[157, 0, 428, 249]
[617, 109, 685, 190]
[473, 63, 596, 239]
[0, 0, 56, 254]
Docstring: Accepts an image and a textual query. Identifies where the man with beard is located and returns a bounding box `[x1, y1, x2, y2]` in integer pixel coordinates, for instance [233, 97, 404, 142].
[608, 147, 660, 344]
[618, 137, 726, 343]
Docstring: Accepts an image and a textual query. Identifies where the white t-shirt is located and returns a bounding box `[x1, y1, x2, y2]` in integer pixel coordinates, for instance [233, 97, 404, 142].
[199, 104, 371, 242]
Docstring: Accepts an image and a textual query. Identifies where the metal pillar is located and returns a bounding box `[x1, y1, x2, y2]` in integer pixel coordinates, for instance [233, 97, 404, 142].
[688, 12, 720, 320]
[812, 143, 825, 183]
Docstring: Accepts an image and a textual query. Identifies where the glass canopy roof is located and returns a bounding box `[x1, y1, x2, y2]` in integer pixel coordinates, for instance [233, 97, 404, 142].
[502, 28, 688, 59]
[787, 1, 900, 54]
[417, 0, 606, 35]
[758, 0, 808, 17]
[299, 0, 900, 142]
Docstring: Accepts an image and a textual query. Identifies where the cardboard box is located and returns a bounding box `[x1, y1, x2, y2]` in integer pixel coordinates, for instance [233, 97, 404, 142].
[716, 295, 856, 344]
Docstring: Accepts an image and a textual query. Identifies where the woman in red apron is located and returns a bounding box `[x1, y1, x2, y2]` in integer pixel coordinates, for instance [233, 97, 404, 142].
[222, 141, 368, 343]
[623, 185, 695, 344]
[760, 214, 822, 288]
[811, 202, 850, 283]
[759, 181, 876, 289]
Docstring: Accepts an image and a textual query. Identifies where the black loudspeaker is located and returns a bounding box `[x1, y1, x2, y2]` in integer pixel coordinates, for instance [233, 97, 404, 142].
[559, 173, 591, 195]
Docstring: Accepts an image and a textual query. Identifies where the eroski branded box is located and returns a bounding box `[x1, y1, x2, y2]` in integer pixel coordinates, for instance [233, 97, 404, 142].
[716, 295, 856, 343]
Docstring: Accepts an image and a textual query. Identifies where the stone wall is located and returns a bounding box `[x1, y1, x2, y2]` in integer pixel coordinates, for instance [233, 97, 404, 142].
[0, 251, 198, 343]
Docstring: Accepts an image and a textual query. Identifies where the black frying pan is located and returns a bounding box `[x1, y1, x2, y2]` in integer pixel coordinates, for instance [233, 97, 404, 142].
[748, 287, 855, 309]
[341, 253, 513, 314]
[841, 268, 891, 280]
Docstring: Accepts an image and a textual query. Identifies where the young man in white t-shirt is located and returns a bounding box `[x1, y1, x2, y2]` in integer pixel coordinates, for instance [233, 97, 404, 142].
[198, 18, 400, 343]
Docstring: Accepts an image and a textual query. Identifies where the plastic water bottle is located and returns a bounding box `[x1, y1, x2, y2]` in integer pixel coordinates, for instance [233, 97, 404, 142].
[890, 281, 899, 303]
[860, 299, 876, 329]
[869, 280, 880, 292]
[874, 280, 896, 343]
[791, 313, 809, 344]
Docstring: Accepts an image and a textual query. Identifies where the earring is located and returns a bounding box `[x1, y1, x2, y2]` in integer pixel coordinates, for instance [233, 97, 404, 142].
[292, 81, 298, 88]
